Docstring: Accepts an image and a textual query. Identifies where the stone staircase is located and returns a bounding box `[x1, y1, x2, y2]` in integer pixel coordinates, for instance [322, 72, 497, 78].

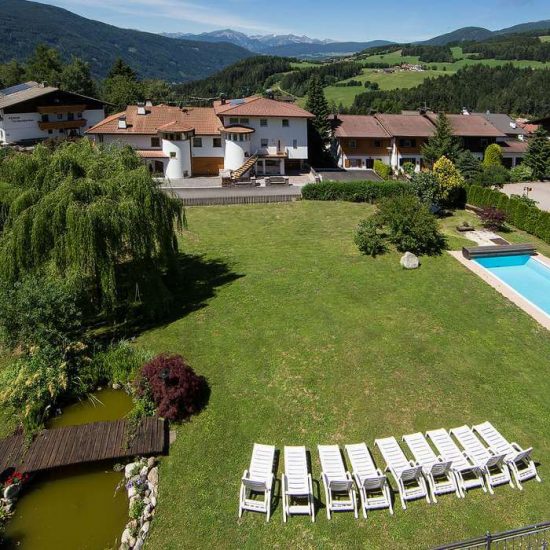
[231, 154, 258, 182]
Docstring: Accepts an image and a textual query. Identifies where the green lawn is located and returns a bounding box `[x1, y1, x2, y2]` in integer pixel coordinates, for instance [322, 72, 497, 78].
[133, 202, 550, 550]
[540, 36, 550, 43]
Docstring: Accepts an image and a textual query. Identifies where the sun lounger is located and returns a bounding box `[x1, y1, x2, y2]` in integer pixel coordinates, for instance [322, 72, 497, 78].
[282, 446, 315, 522]
[374, 436, 429, 509]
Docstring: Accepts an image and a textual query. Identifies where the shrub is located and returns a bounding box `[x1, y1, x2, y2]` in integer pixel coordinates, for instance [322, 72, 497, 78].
[354, 218, 386, 257]
[0, 276, 82, 351]
[301, 181, 410, 203]
[374, 160, 392, 179]
[476, 164, 510, 187]
[401, 162, 416, 177]
[456, 150, 482, 184]
[509, 193, 538, 207]
[479, 207, 506, 231]
[129, 498, 146, 521]
[509, 164, 534, 183]
[410, 171, 441, 206]
[433, 156, 465, 204]
[483, 143, 503, 167]
[135, 354, 209, 421]
[377, 195, 446, 255]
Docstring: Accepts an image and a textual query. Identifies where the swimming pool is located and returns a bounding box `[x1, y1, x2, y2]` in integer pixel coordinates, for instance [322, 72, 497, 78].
[475, 254, 550, 317]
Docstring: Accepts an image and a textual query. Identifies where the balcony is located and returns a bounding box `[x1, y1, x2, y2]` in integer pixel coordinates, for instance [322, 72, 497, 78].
[38, 119, 87, 131]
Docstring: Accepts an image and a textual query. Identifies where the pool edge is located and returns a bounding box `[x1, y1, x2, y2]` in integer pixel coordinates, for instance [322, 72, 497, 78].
[448, 250, 550, 331]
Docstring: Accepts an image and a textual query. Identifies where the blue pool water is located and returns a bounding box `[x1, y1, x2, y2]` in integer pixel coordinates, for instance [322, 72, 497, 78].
[475, 254, 550, 316]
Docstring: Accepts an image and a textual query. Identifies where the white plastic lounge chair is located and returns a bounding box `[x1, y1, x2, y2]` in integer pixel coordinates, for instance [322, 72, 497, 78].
[473, 421, 541, 489]
[238, 443, 276, 521]
[450, 425, 513, 494]
[402, 432, 460, 502]
[374, 437, 429, 510]
[318, 445, 358, 519]
[426, 429, 486, 497]
[345, 443, 393, 518]
[282, 446, 315, 522]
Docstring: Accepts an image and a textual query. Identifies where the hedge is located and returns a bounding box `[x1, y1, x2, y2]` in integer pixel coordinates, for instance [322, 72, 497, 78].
[467, 185, 550, 244]
[301, 181, 412, 203]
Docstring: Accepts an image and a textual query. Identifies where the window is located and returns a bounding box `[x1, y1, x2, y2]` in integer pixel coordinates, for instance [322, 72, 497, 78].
[350, 159, 362, 168]
[57, 114, 63, 120]
[374, 140, 381, 148]
[261, 138, 269, 148]
[98, 135, 104, 143]
[229, 117, 239, 125]
[349, 139, 357, 149]
[68, 112, 74, 121]
[238, 134, 244, 142]
[282, 119, 289, 127]
[480, 138, 489, 148]
[41, 114, 49, 122]
[213, 137, 222, 148]
[292, 139, 297, 149]
[48, 129, 53, 135]
[151, 137, 160, 148]
[240, 118, 249, 125]
[170, 151, 177, 158]
[193, 137, 202, 147]
[260, 119, 268, 127]
[77, 112, 83, 119]
[398, 138, 416, 148]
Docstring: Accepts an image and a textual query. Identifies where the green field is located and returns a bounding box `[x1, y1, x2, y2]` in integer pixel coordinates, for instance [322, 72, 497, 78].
[111, 201, 550, 550]
[540, 35, 550, 43]
[323, 68, 451, 106]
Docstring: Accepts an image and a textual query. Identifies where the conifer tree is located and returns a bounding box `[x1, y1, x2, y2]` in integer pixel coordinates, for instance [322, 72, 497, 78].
[524, 127, 550, 180]
[421, 113, 462, 167]
[483, 143, 503, 167]
[305, 75, 331, 139]
[24, 44, 63, 85]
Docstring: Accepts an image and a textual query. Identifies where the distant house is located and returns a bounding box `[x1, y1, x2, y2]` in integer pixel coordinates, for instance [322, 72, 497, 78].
[473, 112, 528, 168]
[87, 96, 313, 178]
[331, 111, 527, 172]
[0, 81, 106, 145]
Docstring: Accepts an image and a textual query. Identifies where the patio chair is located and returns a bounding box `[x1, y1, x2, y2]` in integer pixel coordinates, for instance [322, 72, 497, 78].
[426, 429, 486, 497]
[318, 445, 358, 519]
[402, 432, 460, 502]
[374, 437, 430, 510]
[473, 421, 541, 489]
[238, 443, 276, 521]
[450, 425, 513, 494]
[282, 446, 315, 522]
[345, 443, 393, 518]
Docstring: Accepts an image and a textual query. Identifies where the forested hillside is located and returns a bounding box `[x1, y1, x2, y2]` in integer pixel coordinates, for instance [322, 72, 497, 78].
[461, 31, 550, 62]
[0, 0, 251, 81]
[349, 65, 550, 117]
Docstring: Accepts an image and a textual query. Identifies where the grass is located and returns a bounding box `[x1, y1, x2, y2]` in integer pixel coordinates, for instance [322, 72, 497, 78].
[540, 36, 550, 43]
[130, 201, 550, 550]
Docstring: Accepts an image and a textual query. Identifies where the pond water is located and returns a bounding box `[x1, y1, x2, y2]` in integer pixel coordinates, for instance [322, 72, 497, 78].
[3, 389, 133, 550]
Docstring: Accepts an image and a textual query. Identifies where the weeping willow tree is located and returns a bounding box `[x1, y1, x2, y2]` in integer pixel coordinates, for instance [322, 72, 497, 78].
[0, 140, 185, 316]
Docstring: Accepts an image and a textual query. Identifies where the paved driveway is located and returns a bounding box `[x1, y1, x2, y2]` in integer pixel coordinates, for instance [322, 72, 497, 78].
[502, 182, 550, 211]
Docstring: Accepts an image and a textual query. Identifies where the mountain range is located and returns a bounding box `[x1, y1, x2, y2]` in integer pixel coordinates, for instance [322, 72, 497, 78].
[172, 20, 550, 58]
[0, 0, 252, 82]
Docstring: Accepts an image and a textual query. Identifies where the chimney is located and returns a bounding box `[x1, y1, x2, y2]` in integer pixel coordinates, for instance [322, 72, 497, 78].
[118, 115, 127, 129]
[145, 99, 153, 107]
[137, 102, 146, 115]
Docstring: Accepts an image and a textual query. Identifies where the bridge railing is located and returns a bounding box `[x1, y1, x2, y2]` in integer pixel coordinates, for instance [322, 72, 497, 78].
[433, 521, 550, 550]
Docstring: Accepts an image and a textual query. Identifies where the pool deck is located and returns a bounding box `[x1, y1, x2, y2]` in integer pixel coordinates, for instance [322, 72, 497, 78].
[449, 250, 550, 331]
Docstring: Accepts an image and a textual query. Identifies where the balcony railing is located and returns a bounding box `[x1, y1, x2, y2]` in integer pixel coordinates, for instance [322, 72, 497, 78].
[38, 119, 87, 131]
[433, 521, 550, 550]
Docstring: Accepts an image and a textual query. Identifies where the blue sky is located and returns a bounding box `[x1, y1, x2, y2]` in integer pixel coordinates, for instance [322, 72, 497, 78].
[36, 0, 549, 41]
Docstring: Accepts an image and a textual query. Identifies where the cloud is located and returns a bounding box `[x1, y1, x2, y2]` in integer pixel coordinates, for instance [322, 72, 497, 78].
[40, 0, 283, 33]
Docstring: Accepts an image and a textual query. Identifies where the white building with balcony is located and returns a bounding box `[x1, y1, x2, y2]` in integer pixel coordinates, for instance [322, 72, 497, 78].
[0, 81, 106, 145]
[86, 95, 313, 179]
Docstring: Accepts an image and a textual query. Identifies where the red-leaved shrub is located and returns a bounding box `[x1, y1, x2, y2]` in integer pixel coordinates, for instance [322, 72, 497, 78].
[135, 354, 209, 421]
[479, 206, 506, 231]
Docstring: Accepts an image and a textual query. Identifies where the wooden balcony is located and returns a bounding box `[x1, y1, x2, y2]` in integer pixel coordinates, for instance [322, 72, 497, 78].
[37, 104, 87, 114]
[38, 119, 86, 130]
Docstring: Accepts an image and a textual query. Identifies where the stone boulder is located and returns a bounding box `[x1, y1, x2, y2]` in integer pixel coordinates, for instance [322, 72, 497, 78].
[400, 252, 419, 270]
[147, 467, 159, 486]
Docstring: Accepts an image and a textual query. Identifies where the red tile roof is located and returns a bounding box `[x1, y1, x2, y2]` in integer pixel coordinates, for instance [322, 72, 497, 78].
[499, 139, 529, 154]
[375, 114, 436, 137]
[213, 95, 313, 118]
[136, 150, 168, 158]
[220, 125, 255, 134]
[332, 115, 390, 138]
[426, 114, 506, 137]
[87, 105, 221, 135]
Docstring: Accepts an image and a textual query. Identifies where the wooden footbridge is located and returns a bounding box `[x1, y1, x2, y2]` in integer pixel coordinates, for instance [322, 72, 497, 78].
[0, 417, 168, 475]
